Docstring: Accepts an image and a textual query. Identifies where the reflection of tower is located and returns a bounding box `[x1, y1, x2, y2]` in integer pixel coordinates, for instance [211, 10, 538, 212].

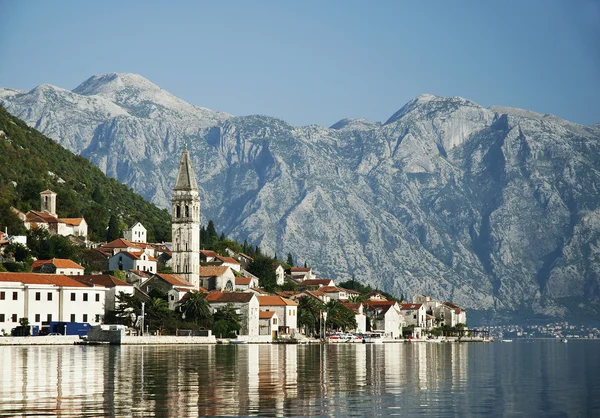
[40, 190, 57, 217]
[171, 147, 201, 287]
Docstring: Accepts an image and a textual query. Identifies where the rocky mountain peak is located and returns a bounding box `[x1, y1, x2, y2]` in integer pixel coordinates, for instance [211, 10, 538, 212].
[330, 118, 381, 131]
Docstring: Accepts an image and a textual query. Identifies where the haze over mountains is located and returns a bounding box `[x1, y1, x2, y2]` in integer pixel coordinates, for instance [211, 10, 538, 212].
[2, 73, 599, 323]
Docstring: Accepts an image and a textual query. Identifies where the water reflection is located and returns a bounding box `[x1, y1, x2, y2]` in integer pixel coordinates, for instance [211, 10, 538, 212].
[0, 341, 599, 416]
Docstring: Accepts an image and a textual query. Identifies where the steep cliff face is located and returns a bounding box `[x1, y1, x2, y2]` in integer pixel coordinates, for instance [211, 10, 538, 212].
[2, 74, 599, 322]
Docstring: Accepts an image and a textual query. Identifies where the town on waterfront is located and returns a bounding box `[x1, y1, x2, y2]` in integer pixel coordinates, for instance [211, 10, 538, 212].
[0, 147, 480, 344]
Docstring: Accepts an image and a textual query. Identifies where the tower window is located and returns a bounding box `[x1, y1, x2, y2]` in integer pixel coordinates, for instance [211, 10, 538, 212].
[185, 205, 189, 217]
[176, 205, 181, 218]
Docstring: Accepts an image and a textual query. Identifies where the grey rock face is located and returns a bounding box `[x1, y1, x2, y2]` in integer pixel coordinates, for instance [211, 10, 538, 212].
[2, 74, 599, 323]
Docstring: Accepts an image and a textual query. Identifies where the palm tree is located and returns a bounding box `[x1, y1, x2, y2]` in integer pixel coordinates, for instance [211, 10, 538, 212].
[325, 300, 357, 332]
[297, 296, 324, 336]
[180, 292, 212, 328]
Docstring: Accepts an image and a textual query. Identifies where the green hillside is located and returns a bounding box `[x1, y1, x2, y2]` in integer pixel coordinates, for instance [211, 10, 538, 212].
[0, 105, 171, 242]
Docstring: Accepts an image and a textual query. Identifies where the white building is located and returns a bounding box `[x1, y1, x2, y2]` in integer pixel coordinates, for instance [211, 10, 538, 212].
[274, 264, 285, 286]
[214, 255, 241, 273]
[108, 251, 157, 274]
[123, 222, 147, 244]
[24, 190, 88, 239]
[171, 147, 201, 285]
[341, 301, 367, 333]
[31, 259, 85, 276]
[363, 301, 403, 339]
[399, 303, 427, 328]
[289, 267, 316, 282]
[71, 275, 134, 314]
[0, 273, 107, 331]
[257, 296, 298, 335]
[206, 292, 260, 336]
[259, 310, 279, 338]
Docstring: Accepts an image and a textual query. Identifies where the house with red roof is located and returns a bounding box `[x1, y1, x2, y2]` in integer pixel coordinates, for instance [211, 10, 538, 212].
[31, 258, 85, 276]
[288, 266, 316, 282]
[108, 251, 157, 275]
[363, 301, 403, 339]
[205, 292, 259, 336]
[235, 276, 256, 291]
[257, 295, 298, 335]
[399, 303, 427, 328]
[0, 272, 107, 330]
[259, 310, 279, 338]
[341, 301, 367, 333]
[141, 273, 196, 310]
[24, 191, 88, 239]
[199, 266, 235, 292]
[297, 278, 335, 288]
[70, 274, 134, 313]
[214, 255, 241, 272]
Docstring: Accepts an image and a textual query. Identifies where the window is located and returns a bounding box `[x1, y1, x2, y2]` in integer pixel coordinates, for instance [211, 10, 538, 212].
[13, 292, 18, 300]
[0, 291, 4, 300]
[176, 205, 181, 218]
[0, 314, 4, 322]
[95, 294, 100, 302]
[71, 293, 76, 301]
[35, 292, 41, 301]
[12, 314, 18, 322]
[47, 293, 53, 301]
[95, 314, 100, 322]
[83, 314, 88, 322]
[83, 293, 88, 302]
[47, 314, 52, 322]
[70, 314, 76, 322]
[35, 314, 40, 322]
[273, 318, 278, 325]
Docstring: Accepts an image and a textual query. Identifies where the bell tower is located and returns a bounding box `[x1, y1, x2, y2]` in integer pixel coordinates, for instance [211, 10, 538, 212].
[171, 146, 200, 287]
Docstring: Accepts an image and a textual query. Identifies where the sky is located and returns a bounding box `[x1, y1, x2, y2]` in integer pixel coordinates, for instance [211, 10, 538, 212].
[0, 0, 599, 126]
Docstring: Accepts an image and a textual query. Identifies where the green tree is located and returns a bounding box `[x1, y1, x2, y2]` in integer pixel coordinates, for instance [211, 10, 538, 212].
[297, 296, 325, 336]
[205, 220, 218, 249]
[325, 300, 357, 332]
[212, 303, 241, 338]
[180, 292, 212, 328]
[106, 214, 121, 242]
[286, 252, 294, 267]
[114, 291, 142, 327]
[247, 254, 277, 292]
[4, 242, 32, 263]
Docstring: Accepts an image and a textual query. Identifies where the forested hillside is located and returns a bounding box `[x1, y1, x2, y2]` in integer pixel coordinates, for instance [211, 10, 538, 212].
[0, 105, 171, 242]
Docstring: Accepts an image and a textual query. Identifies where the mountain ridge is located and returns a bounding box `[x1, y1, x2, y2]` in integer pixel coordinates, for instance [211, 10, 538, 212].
[1, 73, 599, 324]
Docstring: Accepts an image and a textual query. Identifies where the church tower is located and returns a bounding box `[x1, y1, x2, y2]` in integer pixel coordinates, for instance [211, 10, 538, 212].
[171, 146, 201, 288]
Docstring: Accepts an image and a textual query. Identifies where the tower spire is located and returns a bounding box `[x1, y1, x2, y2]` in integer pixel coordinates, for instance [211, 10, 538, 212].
[174, 147, 198, 191]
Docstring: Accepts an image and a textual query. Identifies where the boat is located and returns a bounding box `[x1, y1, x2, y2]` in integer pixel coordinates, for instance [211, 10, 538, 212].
[501, 339, 513, 343]
[560, 338, 568, 343]
[362, 333, 384, 344]
[230, 339, 247, 345]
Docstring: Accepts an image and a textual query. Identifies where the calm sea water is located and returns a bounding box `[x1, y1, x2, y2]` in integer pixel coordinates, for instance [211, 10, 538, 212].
[1, 341, 599, 417]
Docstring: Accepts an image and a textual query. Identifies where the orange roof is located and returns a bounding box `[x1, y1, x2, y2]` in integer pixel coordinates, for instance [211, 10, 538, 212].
[400, 303, 423, 311]
[200, 266, 229, 277]
[200, 250, 218, 257]
[113, 251, 156, 261]
[297, 279, 334, 287]
[216, 255, 240, 265]
[102, 238, 142, 249]
[258, 296, 298, 307]
[319, 286, 343, 293]
[32, 258, 84, 270]
[205, 292, 255, 303]
[154, 273, 195, 288]
[443, 301, 466, 313]
[291, 267, 311, 272]
[259, 311, 276, 319]
[26, 210, 58, 223]
[363, 300, 398, 307]
[341, 301, 363, 313]
[40, 190, 56, 195]
[235, 277, 252, 285]
[0, 273, 96, 288]
[71, 275, 131, 287]
[59, 218, 84, 226]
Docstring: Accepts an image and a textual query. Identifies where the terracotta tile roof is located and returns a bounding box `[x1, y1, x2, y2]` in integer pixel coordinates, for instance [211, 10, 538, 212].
[363, 300, 398, 308]
[129, 270, 153, 278]
[113, 251, 156, 261]
[200, 250, 218, 257]
[200, 266, 229, 277]
[297, 278, 334, 287]
[291, 267, 312, 272]
[40, 189, 55, 195]
[275, 291, 301, 298]
[0, 272, 97, 288]
[154, 273, 195, 288]
[205, 292, 255, 303]
[235, 277, 252, 285]
[102, 238, 142, 249]
[216, 255, 240, 265]
[248, 287, 270, 295]
[341, 301, 363, 313]
[258, 295, 298, 307]
[443, 301, 465, 313]
[59, 218, 84, 226]
[259, 311, 276, 319]
[31, 258, 84, 270]
[70, 274, 131, 287]
[400, 303, 423, 311]
[319, 286, 342, 293]
[26, 210, 58, 223]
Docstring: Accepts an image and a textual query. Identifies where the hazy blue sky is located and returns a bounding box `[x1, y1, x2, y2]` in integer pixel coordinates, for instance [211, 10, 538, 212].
[1, 1, 599, 126]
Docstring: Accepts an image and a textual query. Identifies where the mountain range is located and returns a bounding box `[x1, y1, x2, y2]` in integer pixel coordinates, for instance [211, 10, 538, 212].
[2, 73, 599, 324]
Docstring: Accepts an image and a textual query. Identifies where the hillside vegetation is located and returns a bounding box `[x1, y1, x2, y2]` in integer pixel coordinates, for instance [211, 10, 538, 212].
[0, 105, 171, 242]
